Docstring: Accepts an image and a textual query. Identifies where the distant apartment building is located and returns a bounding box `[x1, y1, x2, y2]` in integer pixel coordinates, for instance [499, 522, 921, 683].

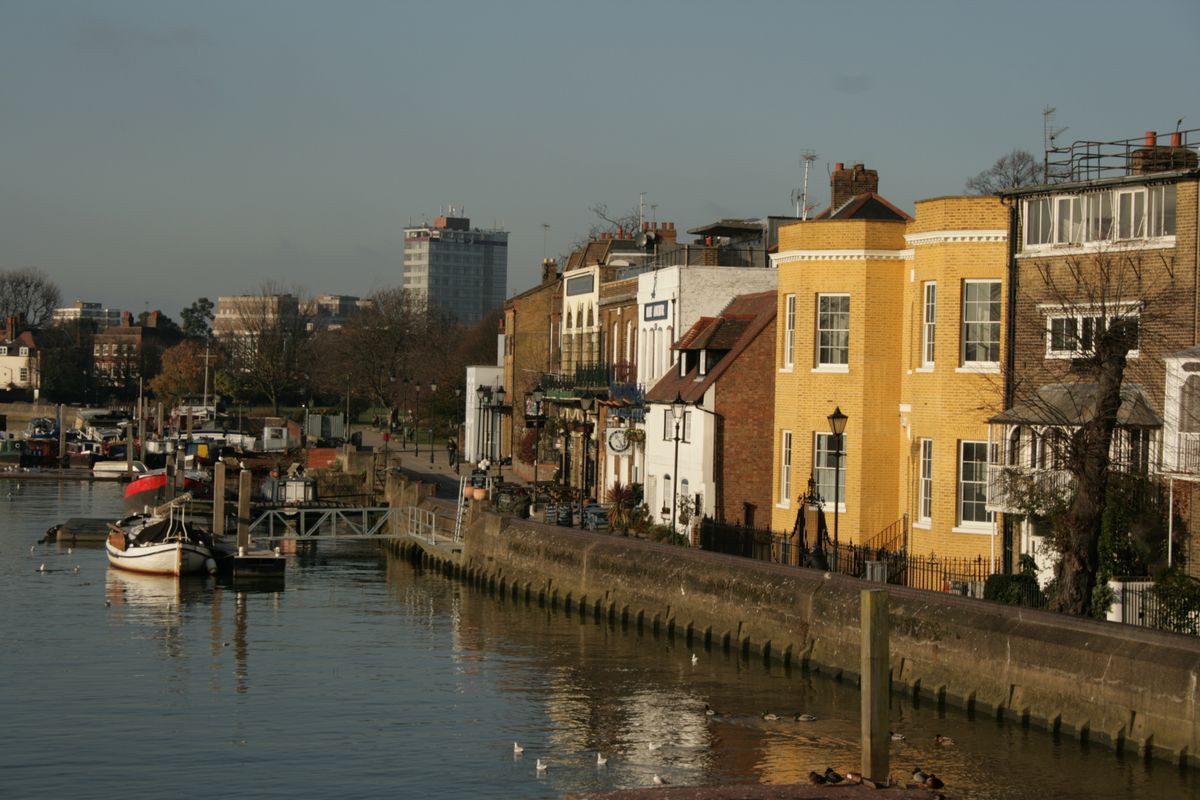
[212, 293, 302, 341]
[403, 213, 508, 325]
[53, 301, 123, 329]
[300, 294, 369, 331]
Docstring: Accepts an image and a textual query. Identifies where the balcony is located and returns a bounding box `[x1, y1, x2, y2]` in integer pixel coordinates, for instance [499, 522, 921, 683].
[1168, 432, 1200, 475]
[541, 362, 610, 399]
[986, 465, 1075, 514]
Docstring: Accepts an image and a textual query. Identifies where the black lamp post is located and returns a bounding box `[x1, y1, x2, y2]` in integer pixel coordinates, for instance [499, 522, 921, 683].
[669, 391, 687, 538]
[827, 406, 848, 565]
[579, 396, 595, 500]
[531, 384, 544, 484]
[428, 382, 437, 464]
[493, 384, 506, 480]
[414, 384, 422, 456]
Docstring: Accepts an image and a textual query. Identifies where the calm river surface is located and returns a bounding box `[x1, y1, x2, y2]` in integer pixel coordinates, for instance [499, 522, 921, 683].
[1, 481, 1195, 799]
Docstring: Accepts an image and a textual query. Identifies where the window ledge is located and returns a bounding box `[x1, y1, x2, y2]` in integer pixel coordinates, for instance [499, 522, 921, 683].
[779, 366, 794, 374]
[952, 525, 995, 535]
[812, 365, 850, 374]
[776, 501, 791, 510]
[915, 366, 934, 373]
[912, 520, 931, 530]
[956, 364, 999, 374]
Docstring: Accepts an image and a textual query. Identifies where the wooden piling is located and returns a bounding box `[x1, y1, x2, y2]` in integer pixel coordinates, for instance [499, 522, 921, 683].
[125, 421, 134, 474]
[236, 469, 251, 553]
[861, 589, 889, 784]
[212, 461, 226, 539]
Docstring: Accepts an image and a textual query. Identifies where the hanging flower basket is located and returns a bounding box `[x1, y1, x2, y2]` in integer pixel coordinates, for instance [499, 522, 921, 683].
[625, 428, 646, 444]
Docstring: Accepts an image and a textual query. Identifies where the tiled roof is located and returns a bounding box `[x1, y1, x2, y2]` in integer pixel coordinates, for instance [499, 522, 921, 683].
[645, 290, 776, 405]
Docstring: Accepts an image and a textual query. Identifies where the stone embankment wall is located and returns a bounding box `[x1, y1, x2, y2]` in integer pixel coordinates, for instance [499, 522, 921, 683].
[388, 482, 1200, 768]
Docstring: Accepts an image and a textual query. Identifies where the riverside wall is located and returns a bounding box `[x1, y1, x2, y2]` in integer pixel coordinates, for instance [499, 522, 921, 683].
[389, 483, 1200, 768]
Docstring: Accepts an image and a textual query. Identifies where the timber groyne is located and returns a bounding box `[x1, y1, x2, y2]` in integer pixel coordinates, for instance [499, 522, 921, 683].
[386, 478, 1200, 769]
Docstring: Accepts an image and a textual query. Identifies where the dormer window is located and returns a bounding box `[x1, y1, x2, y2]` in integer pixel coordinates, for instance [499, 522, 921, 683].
[0, 347, 7, 356]
[18, 347, 28, 356]
[698, 350, 708, 377]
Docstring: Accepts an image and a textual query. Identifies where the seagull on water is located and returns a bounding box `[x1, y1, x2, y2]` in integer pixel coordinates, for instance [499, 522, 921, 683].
[38, 563, 45, 572]
[795, 713, 817, 722]
[890, 730, 906, 741]
[535, 759, 548, 772]
[691, 653, 698, 665]
[762, 712, 779, 721]
[647, 741, 662, 752]
[596, 752, 608, 766]
[513, 742, 524, 755]
[652, 774, 667, 785]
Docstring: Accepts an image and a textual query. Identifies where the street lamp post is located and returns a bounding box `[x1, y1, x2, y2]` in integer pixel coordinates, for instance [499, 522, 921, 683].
[428, 382, 437, 464]
[579, 396, 595, 500]
[531, 384, 544, 484]
[493, 385, 506, 480]
[827, 406, 848, 568]
[669, 392, 687, 539]
[414, 384, 421, 456]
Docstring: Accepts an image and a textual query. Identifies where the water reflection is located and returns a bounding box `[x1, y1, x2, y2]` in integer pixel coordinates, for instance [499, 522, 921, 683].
[390, 548, 1198, 799]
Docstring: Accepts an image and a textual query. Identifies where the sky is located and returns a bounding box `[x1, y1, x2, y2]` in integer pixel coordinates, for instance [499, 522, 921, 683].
[2, 0, 1198, 320]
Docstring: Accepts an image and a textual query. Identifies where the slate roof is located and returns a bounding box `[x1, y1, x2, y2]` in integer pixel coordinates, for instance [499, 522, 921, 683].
[989, 383, 1162, 428]
[645, 290, 776, 405]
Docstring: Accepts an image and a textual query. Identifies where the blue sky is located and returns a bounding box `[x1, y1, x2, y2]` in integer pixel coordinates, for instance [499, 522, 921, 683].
[2, 0, 1197, 319]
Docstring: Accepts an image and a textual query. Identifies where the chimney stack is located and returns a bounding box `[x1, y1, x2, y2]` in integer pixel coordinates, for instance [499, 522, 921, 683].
[121, 311, 132, 327]
[5, 316, 16, 343]
[542, 258, 559, 284]
[830, 162, 879, 212]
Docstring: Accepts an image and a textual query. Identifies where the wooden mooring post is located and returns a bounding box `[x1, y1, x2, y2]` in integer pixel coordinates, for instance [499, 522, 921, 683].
[212, 461, 226, 539]
[861, 589, 889, 785]
[236, 469, 251, 554]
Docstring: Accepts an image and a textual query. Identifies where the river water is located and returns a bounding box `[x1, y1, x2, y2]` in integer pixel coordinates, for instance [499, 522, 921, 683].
[1, 481, 1195, 799]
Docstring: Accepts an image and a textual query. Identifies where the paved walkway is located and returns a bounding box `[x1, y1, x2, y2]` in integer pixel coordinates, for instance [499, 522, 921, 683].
[352, 425, 509, 499]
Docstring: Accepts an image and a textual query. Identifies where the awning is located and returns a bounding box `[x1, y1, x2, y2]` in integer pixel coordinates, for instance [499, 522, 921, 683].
[989, 383, 1162, 428]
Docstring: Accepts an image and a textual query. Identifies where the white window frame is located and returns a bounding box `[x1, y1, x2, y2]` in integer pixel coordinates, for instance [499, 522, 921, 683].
[19, 347, 28, 356]
[1025, 197, 1052, 246]
[1043, 303, 1140, 360]
[0, 347, 7, 356]
[783, 293, 796, 370]
[955, 440, 993, 532]
[1054, 195, 1084, 244]
[1023, 185, 1176, 252]
[959, 280, 1001, 371]
[814, 293, 849, 371]
[917, 438, 933, 526]
[1116, 188, 1146, 240]
[814, 432, 846, 511]
[778, 430, 793, 507]
[920, 282, 936, 370]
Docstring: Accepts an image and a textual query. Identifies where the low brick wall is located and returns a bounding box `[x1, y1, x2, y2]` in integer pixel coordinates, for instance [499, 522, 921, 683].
[387, 478, 1200, 769]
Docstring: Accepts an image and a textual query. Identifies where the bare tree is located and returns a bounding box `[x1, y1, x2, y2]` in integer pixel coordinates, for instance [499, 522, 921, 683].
[0, 268, 61, 328]
[218, 283, 311, 415]
[565, 203, 643, 254]
[998, 246, 1178, 616]
[966, 150, 1042, 195]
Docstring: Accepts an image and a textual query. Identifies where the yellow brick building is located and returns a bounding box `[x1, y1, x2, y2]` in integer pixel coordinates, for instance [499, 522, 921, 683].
[770, 177, 1008, 566]
[900, 196, 1008, 563]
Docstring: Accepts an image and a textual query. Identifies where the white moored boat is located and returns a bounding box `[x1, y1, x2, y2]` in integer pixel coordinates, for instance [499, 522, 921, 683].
[106, 494, 217, 576]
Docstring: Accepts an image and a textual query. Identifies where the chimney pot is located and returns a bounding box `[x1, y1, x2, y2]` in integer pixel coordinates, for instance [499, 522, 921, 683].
[641, 221, 650, 232]
[835, 162, 844, 171]
[1171, 131, 1183, 147]
[1146, 131, 1158, 147]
